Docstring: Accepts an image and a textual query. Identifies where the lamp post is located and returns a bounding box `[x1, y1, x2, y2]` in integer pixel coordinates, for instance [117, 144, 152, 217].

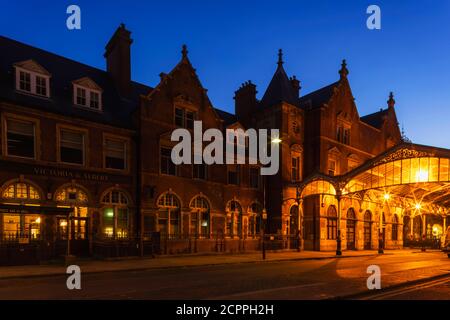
[336, 195, 342, 256]
[262, 209, 267, 260]
[295, 185, 303, 252]
[378, 211, 384, 254]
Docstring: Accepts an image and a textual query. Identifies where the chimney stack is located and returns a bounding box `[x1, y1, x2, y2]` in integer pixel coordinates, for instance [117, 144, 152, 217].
[104, 23, 133, 97]
[290, 75, 301, 98]
[234, 81, 257, 124]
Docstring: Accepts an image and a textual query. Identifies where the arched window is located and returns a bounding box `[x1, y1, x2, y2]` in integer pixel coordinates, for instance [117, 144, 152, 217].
[101, 190, 130, 239]
[190, 196, 210, 237]
[1, 181, 41, 240]
[248, 202, 262, 237]
[2, 182, 40, 200]
[392, 214, 399, 241]
[55, 185, 89, 240]
[289, 205, 299, 235]
[363, 210, 372, 249]
[327, 205, 338, 240]
[157, 193, 180, 238]
[227, 200, 242, 238]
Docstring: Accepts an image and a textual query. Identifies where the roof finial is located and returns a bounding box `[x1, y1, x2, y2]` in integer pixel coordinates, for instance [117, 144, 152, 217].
[339, 59, 349, 79]
[277, 49, 284, 67]
[181, 44, 188, 59]
[387, 91, 395, 108]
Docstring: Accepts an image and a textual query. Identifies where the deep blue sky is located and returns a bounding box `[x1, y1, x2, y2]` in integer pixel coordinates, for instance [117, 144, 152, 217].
[1, 1, 449, 148]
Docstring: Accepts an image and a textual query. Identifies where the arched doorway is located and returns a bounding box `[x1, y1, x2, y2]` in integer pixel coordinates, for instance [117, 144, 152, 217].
[346, 208, 357, 250]
[413, 215, 423, 240]
[403, 215, 411, 247]
[227, 200, 242, 238]
[363, 210, 372, 250]
[289, 205, 299, 236]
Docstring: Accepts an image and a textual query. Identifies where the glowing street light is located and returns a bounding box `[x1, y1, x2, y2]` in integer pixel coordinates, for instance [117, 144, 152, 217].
[271, 137, 282, 144]
[383, 193, 390, 201]
[415, 203, 422, 210]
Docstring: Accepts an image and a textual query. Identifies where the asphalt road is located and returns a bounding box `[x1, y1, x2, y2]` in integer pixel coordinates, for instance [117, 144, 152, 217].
[0, 252, 449, 299]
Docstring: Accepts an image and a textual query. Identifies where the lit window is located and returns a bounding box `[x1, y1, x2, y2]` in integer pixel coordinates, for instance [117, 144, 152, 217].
[158, 193, 180, 237]
[60, 129, 84, 165]
[328, 159, 337, 176]
[292, 156, 300, 181]
[6, 118, 35, 158]
[105, 138, 126, 170]
[190, 196, 210, 237]
[102, 190, 130, 239]
[1, 182, 40, 200]
[327, 206, 338, 240]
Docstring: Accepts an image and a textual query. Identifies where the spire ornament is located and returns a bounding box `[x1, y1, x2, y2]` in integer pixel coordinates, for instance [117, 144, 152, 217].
[387, 91, 395, 108]
[339, 59, 349, 79]
[181, 44, 188, 59]
[277, 49, 284, 67]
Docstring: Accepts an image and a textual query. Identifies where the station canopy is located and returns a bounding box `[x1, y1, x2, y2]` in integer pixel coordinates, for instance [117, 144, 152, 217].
[298, 143, 450, 215]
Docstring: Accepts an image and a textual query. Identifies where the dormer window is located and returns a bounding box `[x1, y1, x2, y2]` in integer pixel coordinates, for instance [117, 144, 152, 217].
[72, 77, 103, 111]
[14, 60, 51, 98]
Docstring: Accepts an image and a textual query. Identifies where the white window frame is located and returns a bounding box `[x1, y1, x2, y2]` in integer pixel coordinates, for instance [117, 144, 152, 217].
[73, 84, 103, 111]
[15, 67, 50, 98]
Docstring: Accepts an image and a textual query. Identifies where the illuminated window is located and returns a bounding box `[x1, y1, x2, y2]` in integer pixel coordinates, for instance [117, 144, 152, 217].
[55, 186, 88, 203]
[248, 202, 262, 237]
[158, 193, 180, 237]
[3, 214, 41, 240]
[102, 190, 130, 239]
[327, 206, 338, 240]
[328, 159, 337, 176]
[227, 200, 242, 238]
[190, 196, 210, 237]
[2, 182, 40, 200]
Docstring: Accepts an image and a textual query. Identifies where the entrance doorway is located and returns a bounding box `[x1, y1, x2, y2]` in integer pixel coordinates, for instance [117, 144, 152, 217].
[346, 208, 356, 250]
[363, 210, 372, 250]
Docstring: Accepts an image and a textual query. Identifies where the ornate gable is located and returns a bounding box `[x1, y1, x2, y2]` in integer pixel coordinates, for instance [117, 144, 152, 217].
[72, 77, 103, 91]
[14, 59, 51, 76]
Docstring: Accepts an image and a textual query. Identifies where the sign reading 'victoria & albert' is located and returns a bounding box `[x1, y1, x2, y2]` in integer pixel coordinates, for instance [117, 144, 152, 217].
[33, 167, 109, 181]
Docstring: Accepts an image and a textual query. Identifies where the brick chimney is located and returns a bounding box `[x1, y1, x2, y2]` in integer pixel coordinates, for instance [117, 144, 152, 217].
[290, 75, 301, 98]
[234, 81, 257, 124]
[104, 23, 133, 97]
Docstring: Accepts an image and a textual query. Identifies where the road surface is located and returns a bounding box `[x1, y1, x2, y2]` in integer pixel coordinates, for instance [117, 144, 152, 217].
[0, 251, 448, 299]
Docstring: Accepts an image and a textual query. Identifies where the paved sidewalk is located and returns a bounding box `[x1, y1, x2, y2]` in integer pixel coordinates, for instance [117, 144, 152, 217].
[0, 249, 433, 280]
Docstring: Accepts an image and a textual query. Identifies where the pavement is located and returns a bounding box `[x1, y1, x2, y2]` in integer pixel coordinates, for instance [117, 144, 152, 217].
[0, 248, 440, 280]
[0, 249, 448, 299]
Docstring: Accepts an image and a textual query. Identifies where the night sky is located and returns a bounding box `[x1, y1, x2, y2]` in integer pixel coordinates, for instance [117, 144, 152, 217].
[1, 1, 449, 148]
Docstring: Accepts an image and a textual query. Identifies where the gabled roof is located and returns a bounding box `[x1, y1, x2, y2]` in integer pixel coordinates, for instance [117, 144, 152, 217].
[298, 81, 340, 109]
[0, 35, 152, 129]
[259, 64, 298, 108]
[214, 108, 237, 126]
[360, 108, 389, 129]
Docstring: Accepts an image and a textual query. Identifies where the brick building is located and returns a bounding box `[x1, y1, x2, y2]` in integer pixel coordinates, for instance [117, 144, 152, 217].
[0, 25, 448, 264]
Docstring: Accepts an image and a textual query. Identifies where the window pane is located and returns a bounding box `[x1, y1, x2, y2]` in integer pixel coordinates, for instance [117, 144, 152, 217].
[105, 139, 126, 169]
[60, 130, 84, 164]
[36, 76, 47, 96]
[161, 147, 176, 175]
[76, 87, 86, 106]
[19, 71, 31, 92]
[6, 119, 35, 158]
[90, 91, 100, 109]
